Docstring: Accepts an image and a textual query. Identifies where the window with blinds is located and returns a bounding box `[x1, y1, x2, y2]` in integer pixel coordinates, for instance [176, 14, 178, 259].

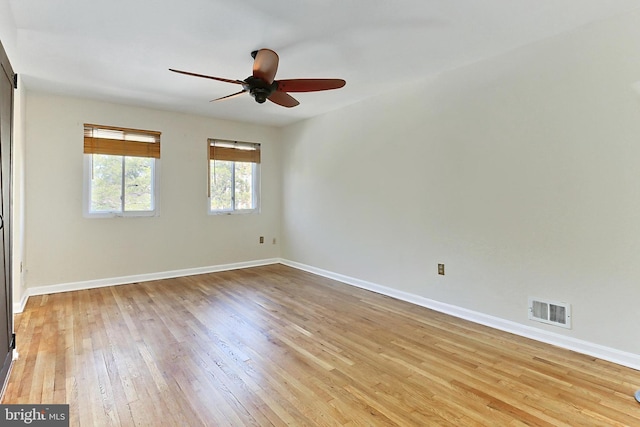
[208, 139, 261, 214]
[83, 124, 161, 217]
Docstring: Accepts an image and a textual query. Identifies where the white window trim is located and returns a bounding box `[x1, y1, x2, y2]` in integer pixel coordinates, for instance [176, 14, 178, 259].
[83, 154, 161, 218]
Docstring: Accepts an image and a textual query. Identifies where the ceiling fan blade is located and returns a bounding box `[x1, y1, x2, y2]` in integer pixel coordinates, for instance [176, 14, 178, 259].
[268, 91, 299, 108]
[210, 90, 247, 102]
[252, 49, 279, 84]
[169, 69, 244, 85]
[276, 79, 346, 93]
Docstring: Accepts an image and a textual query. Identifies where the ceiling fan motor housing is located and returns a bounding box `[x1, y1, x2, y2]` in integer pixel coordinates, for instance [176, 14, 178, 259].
[243, 76, 278, 103]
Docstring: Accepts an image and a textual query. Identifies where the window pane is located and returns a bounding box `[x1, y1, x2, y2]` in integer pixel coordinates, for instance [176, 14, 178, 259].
[124, 156, 154, 211]
[234, 162, 254, 210]
[90, 154, 123, 212]
[210, 160, 233, 211]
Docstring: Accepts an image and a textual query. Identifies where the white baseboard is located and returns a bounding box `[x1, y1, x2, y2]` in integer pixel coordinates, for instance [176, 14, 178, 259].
[15, 258, 280, 313]
[280, 259, 640, 371]
[13, 292, 29, 314]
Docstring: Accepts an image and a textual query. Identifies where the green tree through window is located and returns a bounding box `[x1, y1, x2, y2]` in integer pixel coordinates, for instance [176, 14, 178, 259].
[89, 155, 155, 213]
[210, 160, 233, 211]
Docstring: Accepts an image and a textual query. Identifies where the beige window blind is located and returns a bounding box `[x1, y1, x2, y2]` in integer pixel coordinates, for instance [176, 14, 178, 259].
[84, 124, 161, 158]
[209, 139, 261, 164]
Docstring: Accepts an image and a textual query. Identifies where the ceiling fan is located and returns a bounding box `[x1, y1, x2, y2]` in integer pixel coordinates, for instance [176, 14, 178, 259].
[170, 49, 346, 108]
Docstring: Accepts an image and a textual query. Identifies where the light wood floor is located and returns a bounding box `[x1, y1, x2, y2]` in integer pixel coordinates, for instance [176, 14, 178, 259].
[3, 264, 640, 426]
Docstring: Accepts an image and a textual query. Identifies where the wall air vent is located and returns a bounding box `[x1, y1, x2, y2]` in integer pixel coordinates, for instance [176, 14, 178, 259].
[528, 297, 571, 329]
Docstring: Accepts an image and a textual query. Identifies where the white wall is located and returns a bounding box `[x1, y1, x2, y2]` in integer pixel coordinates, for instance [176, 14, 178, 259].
[12, 75, 26, 308]
[281, 10, 640, 355]
[24, 94, 281, 287]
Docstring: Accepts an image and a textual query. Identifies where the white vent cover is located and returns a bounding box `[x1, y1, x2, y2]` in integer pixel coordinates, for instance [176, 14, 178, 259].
[528, 297, 571, 329]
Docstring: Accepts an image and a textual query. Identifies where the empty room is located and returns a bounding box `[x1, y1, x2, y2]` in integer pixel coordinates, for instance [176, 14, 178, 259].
[1, 0, 640, 425]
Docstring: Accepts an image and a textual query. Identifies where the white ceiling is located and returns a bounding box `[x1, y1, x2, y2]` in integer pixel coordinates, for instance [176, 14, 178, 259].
[1, 0, 639, 127]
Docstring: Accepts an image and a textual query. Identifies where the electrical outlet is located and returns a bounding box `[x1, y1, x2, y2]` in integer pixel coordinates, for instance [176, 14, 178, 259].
[259, 236, 264, 244]
[438, 264, 445, 275]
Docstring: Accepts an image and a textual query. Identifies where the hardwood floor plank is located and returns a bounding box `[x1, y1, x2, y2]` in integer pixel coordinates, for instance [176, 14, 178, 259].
[3, 264, 640, 426]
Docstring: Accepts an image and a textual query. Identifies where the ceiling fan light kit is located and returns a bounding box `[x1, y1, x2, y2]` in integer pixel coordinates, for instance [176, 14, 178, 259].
[170, 48, 345, 108]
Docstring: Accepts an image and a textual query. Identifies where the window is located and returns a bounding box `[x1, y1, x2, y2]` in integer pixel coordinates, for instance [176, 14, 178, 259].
[83, 124, 161, 217]
[208, 139, 260, 214]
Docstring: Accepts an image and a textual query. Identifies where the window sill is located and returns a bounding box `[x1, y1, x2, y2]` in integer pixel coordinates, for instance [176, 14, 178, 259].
[84, 211, 159, 219]
[208, 209, 259, 216]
